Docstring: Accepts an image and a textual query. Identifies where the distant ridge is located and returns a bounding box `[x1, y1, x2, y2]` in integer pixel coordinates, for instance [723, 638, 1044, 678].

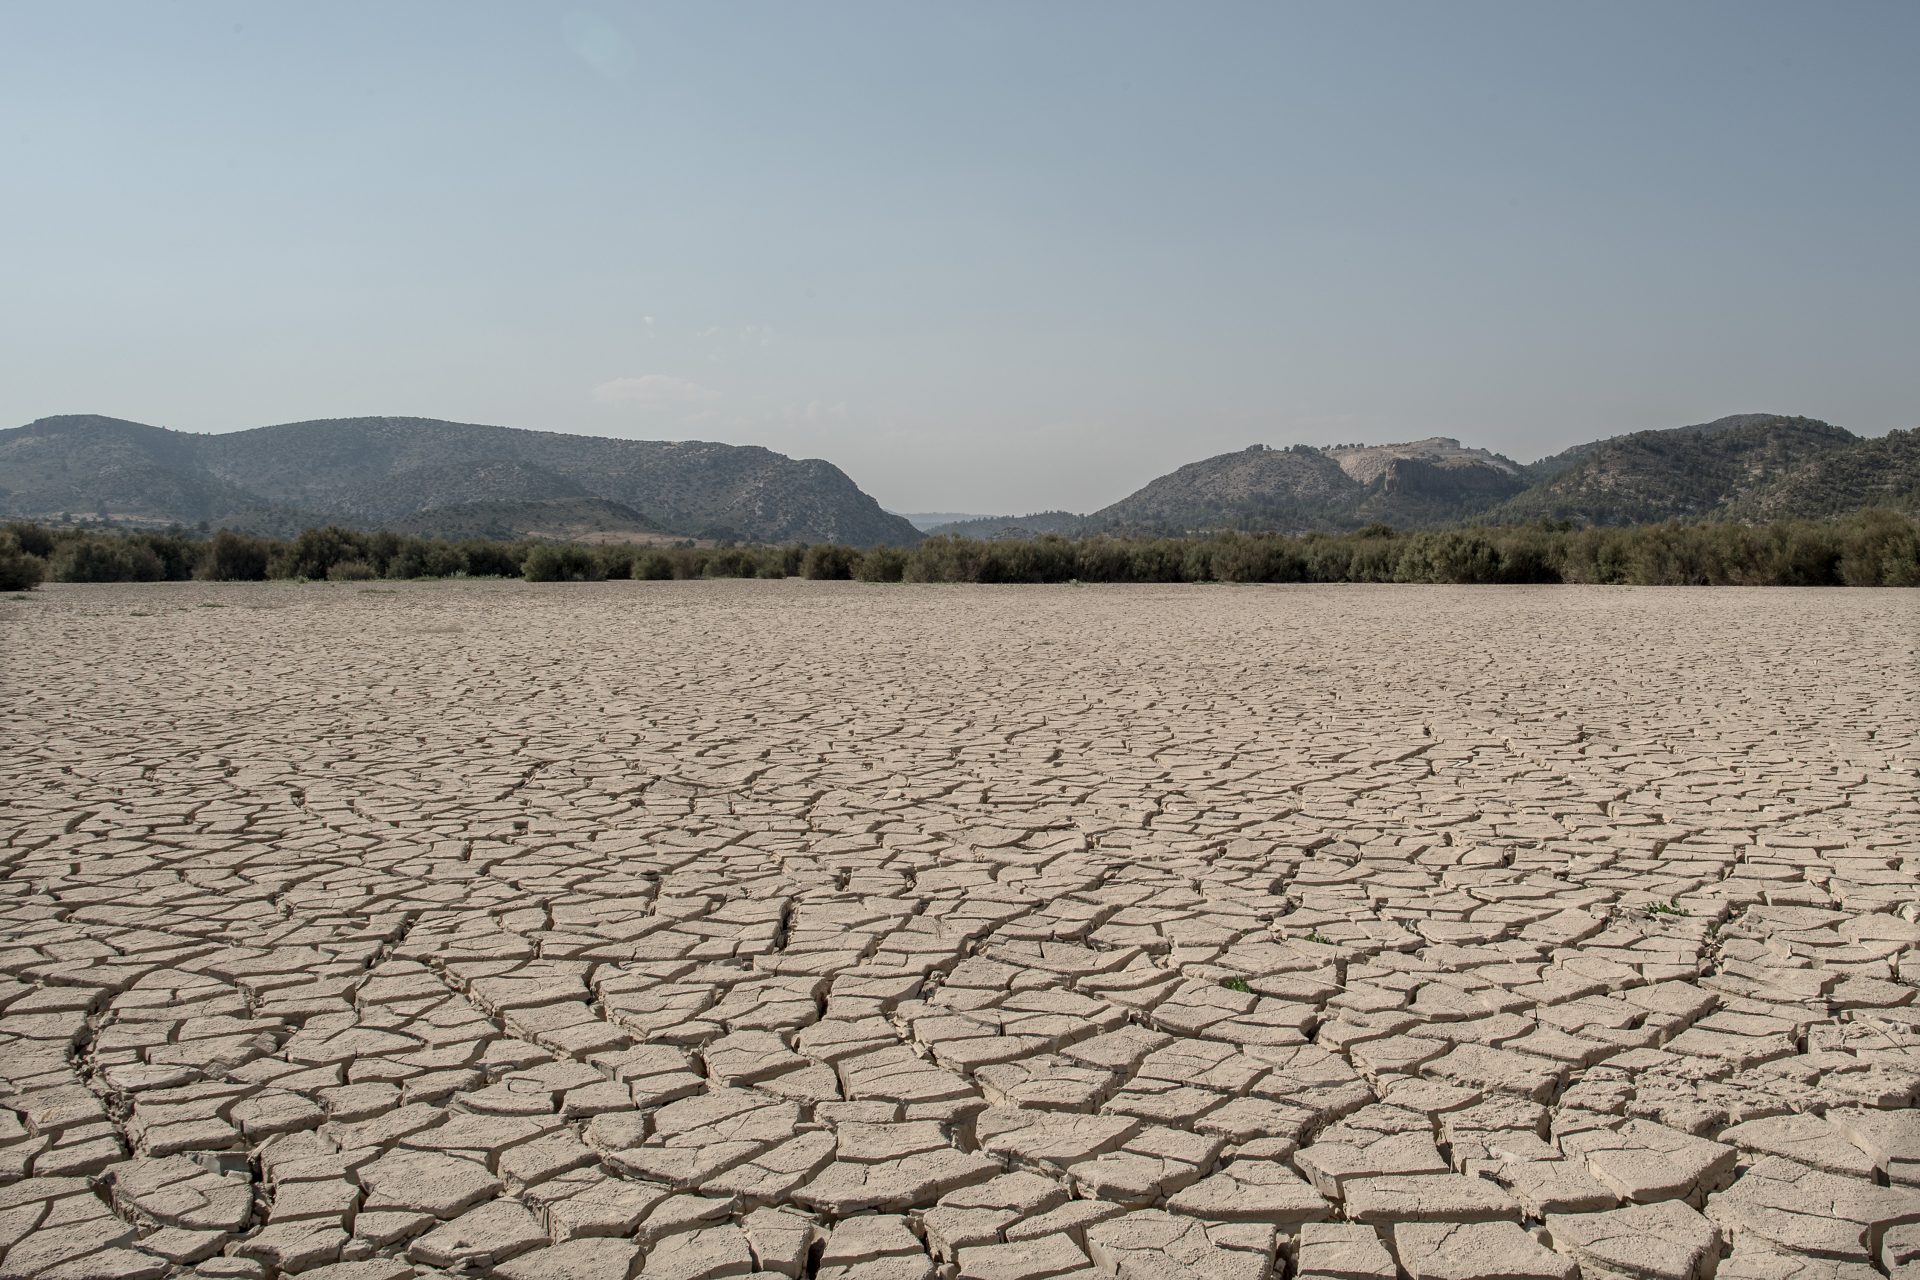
[926, 511, 1084, 538]
[4, 411, 1911, 543]
[0, 414, 922, 546]
[924, 416, 1912, 538]
[893, 511, 1003, 531]
[1495, 415, 1860, 526]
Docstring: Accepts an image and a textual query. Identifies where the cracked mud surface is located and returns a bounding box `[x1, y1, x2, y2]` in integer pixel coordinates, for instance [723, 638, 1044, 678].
[1, 579, 1916, 1280]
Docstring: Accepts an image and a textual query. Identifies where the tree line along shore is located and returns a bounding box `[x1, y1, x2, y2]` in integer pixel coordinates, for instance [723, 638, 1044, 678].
[2, 512, 1917, 591]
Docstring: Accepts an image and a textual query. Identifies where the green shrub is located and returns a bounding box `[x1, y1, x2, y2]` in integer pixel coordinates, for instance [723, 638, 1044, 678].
[703, 548, 758, 578]
[0, 515, 1907, 592]
[0, 544, 47, 591]
[522, 544, 603, 582]
[327, 559, 378, 582]
[594, 545, 636, 581]
[279, 527, 368, 580]
[1838, 510, 1920, 587]
[4, 522, 55, 558]
[802, 544, 861, 580]
[49, 536, 165, 583]
[199, 530, 270, 581]
[856, 546, 907, 582]
[904, 536, 985, 583]
[133, 532, 200, 580]
[1211, 535, 1306, 583]
[460, 540, 523, 578]
[377, 537, 467, 579]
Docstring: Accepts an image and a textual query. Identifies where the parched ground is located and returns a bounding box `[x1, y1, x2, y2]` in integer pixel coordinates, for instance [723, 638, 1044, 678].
[1, 580, 1916, 1280]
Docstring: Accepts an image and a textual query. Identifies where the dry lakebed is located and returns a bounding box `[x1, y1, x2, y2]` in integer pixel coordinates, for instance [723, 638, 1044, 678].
[1, 580, 1916, 1280]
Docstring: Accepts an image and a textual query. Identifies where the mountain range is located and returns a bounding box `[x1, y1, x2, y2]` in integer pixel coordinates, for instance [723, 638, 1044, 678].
[930, 415, 1918, 538]
[0, 415, 922, 545]
[2, 411, 1913, 545]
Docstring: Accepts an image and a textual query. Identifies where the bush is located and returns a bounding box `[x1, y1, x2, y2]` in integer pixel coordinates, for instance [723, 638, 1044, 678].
[855, 546, 907, 582]
[279, 527, 368, 580]
[703, 548, 758, 578]
[594, 545, 636, 581]
[384, 540, 465, 579]
[0, 544, 47, 591]
[133, 532, 201, 580]
[460, 540, 523, 578]
[49, 536, 165, 583]
[327, 559, 378, 582]
[903, 536, 985, 583]
[1211, 535, 1306, 583]
[4, 522, 54, 558]
[979, 537, 1078, 584]
[1838, 510, 1920, 587]
[200, 530, 271, 581]
[522, 544, 603, 582]
[802, 545, 861, 580]
[0, 515, 1909, 592]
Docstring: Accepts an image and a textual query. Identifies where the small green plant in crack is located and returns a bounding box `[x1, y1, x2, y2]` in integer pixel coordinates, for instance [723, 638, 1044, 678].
[1644, 898, 1691, 918]
[1221, 977, 1252, 994]
[1304, 930, 1332, 945]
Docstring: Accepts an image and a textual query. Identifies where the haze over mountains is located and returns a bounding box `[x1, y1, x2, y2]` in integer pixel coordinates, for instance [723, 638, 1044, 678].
[2, 412, 1913, 546]
[0, 415, 922, 546]
[934, 415, 1918, 539]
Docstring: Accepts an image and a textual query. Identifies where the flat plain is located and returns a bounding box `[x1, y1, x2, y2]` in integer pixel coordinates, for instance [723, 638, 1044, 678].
[1, 580, 1917, 1280]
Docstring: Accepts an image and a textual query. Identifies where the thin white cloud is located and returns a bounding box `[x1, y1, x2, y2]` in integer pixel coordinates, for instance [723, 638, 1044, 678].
[561, 11, 636, 82]
[591, 374, 721, 407]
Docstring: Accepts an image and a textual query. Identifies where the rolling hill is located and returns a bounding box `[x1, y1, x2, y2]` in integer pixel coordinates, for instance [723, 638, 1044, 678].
[0, 415, 921, 546]
[1722, 427, 1920, 521]
[6, 410, 1910, 545]
[1073, 437, 1532, 536]
[939, 416, 1907, 538]
[1493, 415, 1859, 526]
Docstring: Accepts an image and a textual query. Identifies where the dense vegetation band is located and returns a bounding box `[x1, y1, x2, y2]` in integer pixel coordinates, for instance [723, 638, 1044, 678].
[4, 514, 1918, 591]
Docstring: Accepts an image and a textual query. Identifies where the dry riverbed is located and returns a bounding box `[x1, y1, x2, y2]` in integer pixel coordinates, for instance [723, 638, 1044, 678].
[1, 580, 1916, 1280]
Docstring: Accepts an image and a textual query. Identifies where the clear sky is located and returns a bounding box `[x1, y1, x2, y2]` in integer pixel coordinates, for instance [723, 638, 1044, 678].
[3, 3, 1916, 514]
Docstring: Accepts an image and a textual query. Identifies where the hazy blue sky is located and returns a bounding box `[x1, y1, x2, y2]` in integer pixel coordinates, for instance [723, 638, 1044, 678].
[3, 3, 1916, 513]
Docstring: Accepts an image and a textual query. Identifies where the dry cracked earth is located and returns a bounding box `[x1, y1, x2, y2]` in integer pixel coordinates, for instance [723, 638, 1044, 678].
[1, 580, 1917, 1280]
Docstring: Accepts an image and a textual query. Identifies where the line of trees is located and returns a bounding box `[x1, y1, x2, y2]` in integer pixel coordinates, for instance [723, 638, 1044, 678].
[2, 510, 1916, 592]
